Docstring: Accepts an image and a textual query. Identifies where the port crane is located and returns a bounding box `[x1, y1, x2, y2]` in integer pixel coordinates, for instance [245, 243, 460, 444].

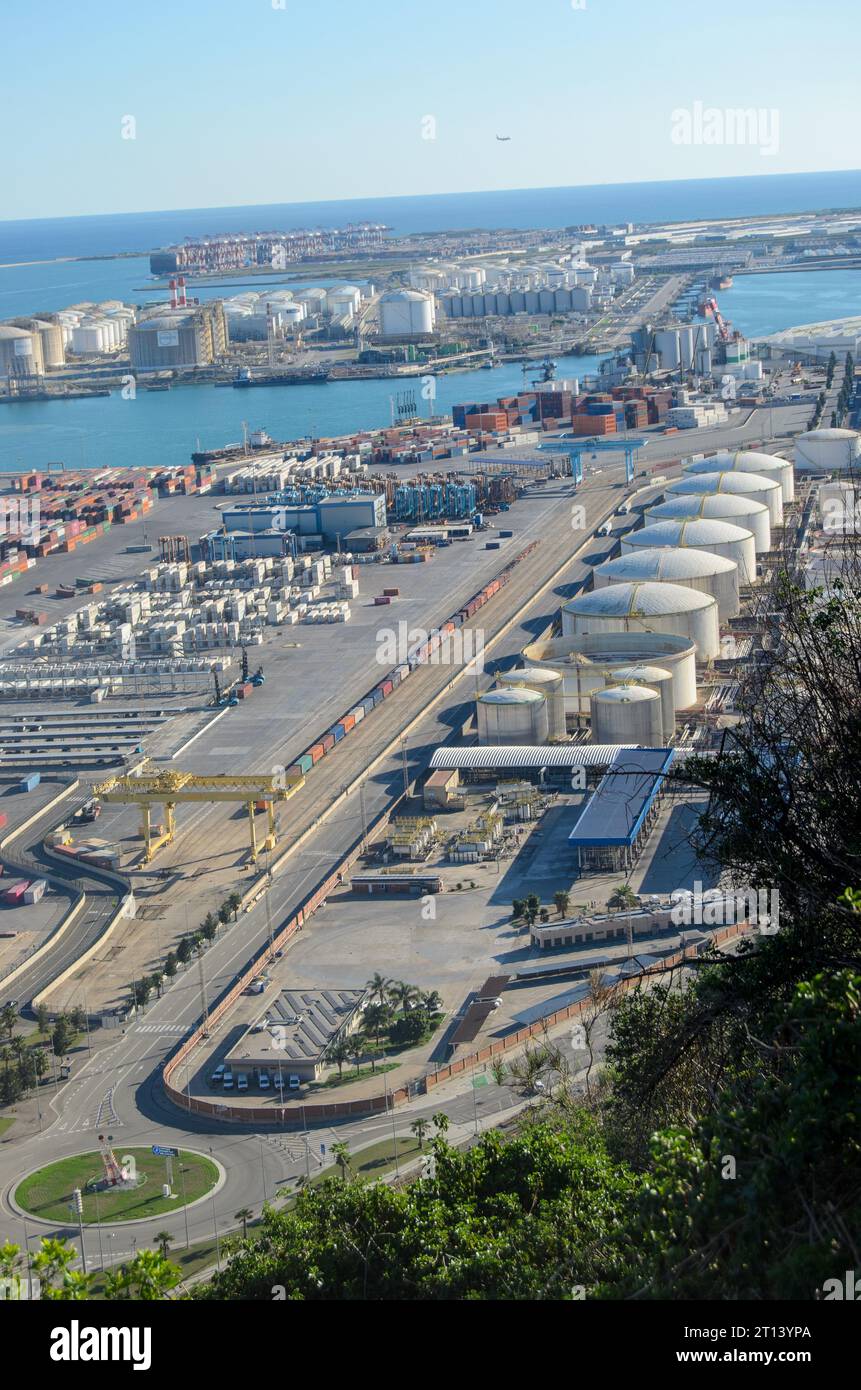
[93, 765, 304, 864]
[702, 295, 730, 343]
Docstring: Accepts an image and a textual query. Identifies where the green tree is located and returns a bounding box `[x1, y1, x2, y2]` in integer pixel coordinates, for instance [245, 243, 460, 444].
[366, 972, 391, 1007]
[226, 892, 243, 921]
[234, 1208, 253, 1241]
[388, 981, 419, 1014]
[361, 1002, 391, 1044]
[31, 1237, 92, 1301]
[554, 891, 571, 918]
[201, 915, 218, 943]
[217, 904, 231, 929]
[164, 951, 178, 977]
[104, 1249, 180, 1301]
[176, 937, 193, 966]
[154, 1231, 174, 1259]
[410, 1117, 430, 1148]
[35, 1003, 51, 1034]
[327, 1038, 351, 1079]
[330, 1141, 352, 1182]
[51, 1015, 73, 1057]
[607, 884, 638, 915]
[0, 1003, 17, 1042]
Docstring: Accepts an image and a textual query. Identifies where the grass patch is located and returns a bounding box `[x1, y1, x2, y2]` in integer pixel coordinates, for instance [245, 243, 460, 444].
[310, 1061, 400, 1091]
[15, 1149, 218, 1225]
[0, 1116, 14, 1138]
[309, 1134, 425, 1187]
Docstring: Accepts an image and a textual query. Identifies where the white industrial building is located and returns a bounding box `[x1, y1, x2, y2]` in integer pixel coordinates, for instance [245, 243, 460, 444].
[562, 581, 720, 660]
[794, 428, 861, 474]
[378, 290, 436, 339]
[521, 632, 699, 713]
[665, 470, 784, 527]
[591, 684, 664, 747]
[496, 666, 566, 738]
[476, 686, 548, 744]
[592, 546, 740, 621]
[646, 493, 771, 554]
[621, 517, 757, 588]
[682, 449, 795, 503]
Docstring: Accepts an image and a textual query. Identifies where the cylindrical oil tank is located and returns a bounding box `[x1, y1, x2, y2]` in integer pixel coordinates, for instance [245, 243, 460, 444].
[678, 325, 695, 370]
[622, 517, 757, 587]
[497, 666, 566, 738]
[603, 664, 675, 743]
[592, 546, 739, 620]
[682, 449, 795, 503]
[521, 632, 698, 714]
[562, 581, 719, 659]
[379, 290, 435, 338]
[590, 684, 664, 747]
[665, 471, 783, 527]
[646, 494, 771, 553]
[794, 428, 861, 474]
[476, 687, 548, 744]
[654, 328, 680, 370]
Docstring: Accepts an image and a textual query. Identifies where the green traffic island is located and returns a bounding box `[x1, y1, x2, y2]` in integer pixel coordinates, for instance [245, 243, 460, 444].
[15, 1147, 219, 1225]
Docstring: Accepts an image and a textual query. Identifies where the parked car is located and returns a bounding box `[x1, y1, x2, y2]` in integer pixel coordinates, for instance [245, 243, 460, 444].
[237, 1073, 248, 1092]
[258, 1069, 270, 1090]
[288, 1074, 301, 1091]
[222, 1070, 234, 1090]
[210, 1064, 225, 1086]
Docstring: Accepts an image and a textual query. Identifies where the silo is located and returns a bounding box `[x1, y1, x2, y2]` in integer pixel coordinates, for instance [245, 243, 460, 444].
[592, 546, 740, 620]
[654, 328, 681, 370]
[795, 428, 861, 474]
[590, 685, 664, 747]
[604, 664, 675, 743]
[497, 666, 566, 738]
[646, 494, 771, 553]
[476, 687, 548, 744]
[678, 325, 695, 370]
[683, 449, 795, 503]
[666, 471, 783, 527]
[379, 290, 436, 338]
[562, 581, 720, 659]
[622, 517, 757, 588]
[521, 632, 698, 713]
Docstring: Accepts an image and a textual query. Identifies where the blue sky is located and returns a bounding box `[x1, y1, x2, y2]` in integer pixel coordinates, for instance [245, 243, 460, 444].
[3, 0, 859, 220]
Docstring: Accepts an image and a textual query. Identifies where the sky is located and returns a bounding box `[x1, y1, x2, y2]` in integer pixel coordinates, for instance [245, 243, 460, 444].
[2, 0, 860, 221]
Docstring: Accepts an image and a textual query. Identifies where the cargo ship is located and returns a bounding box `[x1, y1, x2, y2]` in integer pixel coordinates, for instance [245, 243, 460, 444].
[232, 369, 330, 388]
[710, 274, 734, 290]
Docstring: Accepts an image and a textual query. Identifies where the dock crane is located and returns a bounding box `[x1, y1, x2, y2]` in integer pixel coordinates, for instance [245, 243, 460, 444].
[93, 764, 304, 864]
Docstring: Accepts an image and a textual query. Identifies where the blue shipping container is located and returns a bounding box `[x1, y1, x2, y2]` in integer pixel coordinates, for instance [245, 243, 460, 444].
[330, 725, 345, 743]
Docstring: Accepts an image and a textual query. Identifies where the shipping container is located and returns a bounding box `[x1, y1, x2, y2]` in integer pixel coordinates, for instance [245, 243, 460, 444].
[381, 679, 394, 697]
[23, 880, 47, 905]
[2, 881, 30, 904]
[18, 773, 40, 793]
[349, 706, 365, 726]
[320, 732, 336, 753]
[236, 682, 253, 700]
[294, 753, 314, 776]
[330, 724, 345, 743]
[340, 713, 356, 734]
[309, 743, 325, 764]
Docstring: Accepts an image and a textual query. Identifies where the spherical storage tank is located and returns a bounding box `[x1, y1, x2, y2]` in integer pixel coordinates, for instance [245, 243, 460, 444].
[603, 665, 675, 743]
[592, 546, 739, 621]
[682, 449, 795, 503]
[646, 493, 771, 554]
[379, 290, 436, 339]
[795, 428, 861, 474]
[665, 471, 783, 527]
[591, 685, 664, 747]
[497, 666, 565, 738]
[521, 632, 698, 713]
[476, 687, 549, 745]
[562, 581, 719, 659]
[622, 517, 756, 588]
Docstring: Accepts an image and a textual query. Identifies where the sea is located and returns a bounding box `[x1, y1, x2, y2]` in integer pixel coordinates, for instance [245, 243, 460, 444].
[1, 170, 860, 473]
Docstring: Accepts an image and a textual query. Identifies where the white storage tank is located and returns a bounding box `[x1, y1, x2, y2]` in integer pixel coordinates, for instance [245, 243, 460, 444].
[682, 449, 795, 503]
[591, 684, 664, 747]
[592, 546, 739, 621]
[603, 664, 675, 743]
[379, 290, 436, 338]
[497, 666, 566, 738]
[476, 686, 549, 744]
[646, 493, 771, 554]
[795, 428, 861, 474]
[562, 581, 720, 659]
[654, 328, 680, 370]
[522, 632, 698, 713]
[621, 517, 756, 588]
[678, 325, 695, 370]
[665, 471, 783, 526]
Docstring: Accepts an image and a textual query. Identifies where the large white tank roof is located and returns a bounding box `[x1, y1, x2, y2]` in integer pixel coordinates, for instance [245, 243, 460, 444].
[667, 472, 781, 498]
[566, 580, 714, 618]
[499, 666, 562, 685]
[380, 289, 432, 302]
[594, 547, 736, 583]
[593, 683, 659, 703]
[478, 686, 545, 704]
[625, 517, 754, 547]
[648, 494, 768, 521]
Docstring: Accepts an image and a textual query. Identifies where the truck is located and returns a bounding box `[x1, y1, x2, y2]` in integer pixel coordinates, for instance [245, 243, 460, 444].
[73, 799, 101, 824]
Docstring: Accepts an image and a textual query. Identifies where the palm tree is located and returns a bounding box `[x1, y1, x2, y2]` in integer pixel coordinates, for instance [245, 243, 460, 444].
[490, 1057, 507, 1087]
[348, 1032, 366, 1075]
[331, 1141, 352, 1182]
[362, 1002, 391, 1044]
[410, 1117, 431, 1149]
[422, 990, 442, 1015]
[327, 1038, 351, 1079]
[154, 1231, 173, 1259]
[388, 981, 419, 1014]
[608, 884, 638, 915]
[432, 1112, 449, 1136]
[0, 1003, 17, 1042]
[511, 898, 525, 922]
[366, 972, 391, 1007]
[553, 890, 570, 918]
[227, 892, 242, 921]
[234, 1208, 253, 1241]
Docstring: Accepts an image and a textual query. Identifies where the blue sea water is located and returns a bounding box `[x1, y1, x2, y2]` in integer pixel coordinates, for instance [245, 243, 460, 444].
[1, 172, 860, 475]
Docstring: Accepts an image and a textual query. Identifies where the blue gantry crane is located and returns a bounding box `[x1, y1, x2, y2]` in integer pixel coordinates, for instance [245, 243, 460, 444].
[538, 436, 647, 485]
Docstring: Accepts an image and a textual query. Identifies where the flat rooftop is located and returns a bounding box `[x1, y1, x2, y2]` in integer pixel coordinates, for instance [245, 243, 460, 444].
[568, 747, 675, 848]
[228, 986, 366, 1068]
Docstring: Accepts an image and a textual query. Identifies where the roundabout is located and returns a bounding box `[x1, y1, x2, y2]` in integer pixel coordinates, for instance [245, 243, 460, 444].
[14, 1144, 220, 1226]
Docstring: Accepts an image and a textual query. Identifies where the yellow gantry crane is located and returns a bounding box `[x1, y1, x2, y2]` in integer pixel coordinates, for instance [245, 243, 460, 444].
[94, 766, 304, 864]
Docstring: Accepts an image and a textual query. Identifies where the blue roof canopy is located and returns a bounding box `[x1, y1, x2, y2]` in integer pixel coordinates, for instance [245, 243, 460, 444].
[568, 747, 675, 848]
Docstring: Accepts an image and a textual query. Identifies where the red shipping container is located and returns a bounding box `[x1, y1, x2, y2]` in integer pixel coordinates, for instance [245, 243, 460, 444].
[309, 743, 325, 764]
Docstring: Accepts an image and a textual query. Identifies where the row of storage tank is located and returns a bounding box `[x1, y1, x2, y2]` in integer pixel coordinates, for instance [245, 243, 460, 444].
[475, 448, 800, 747]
